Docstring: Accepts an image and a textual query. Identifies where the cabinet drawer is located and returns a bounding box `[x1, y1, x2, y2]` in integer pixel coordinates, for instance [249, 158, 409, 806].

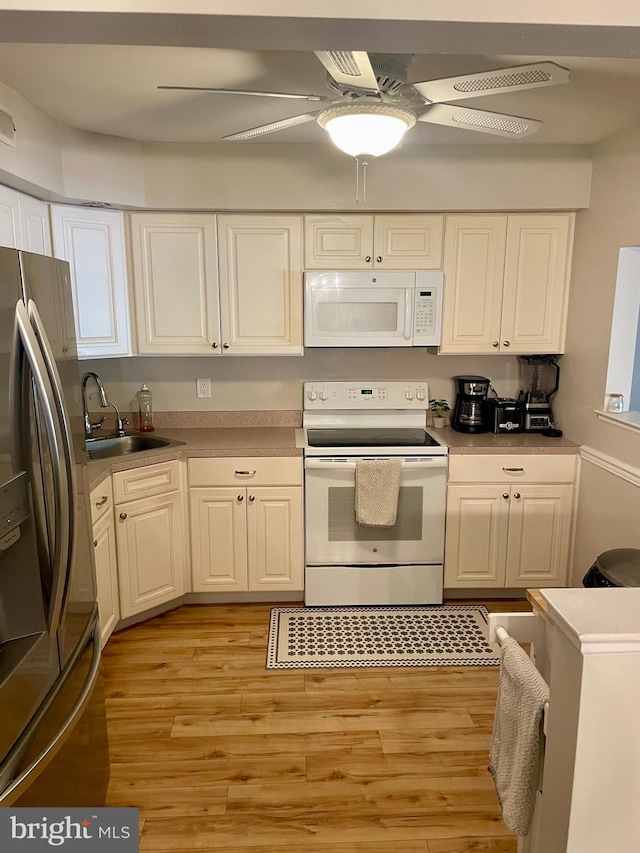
[90, 476, 113, 526]
[448, 454, 577, 484]
[113, 460, 181, 503]
[188, 457, 303, 487]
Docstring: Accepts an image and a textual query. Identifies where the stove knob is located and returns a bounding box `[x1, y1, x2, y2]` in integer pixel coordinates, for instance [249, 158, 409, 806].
[405, 390, 415, 401]
[319, 391, 328, 402]
[307, 390, 318, 401]
[416, 389, 426, 401]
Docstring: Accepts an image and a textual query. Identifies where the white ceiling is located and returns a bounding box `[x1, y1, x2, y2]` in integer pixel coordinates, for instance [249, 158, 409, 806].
[1, 44, 640, 147]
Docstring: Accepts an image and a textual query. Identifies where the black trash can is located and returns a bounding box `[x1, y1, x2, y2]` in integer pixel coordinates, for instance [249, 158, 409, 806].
[582, 548, 640, 588]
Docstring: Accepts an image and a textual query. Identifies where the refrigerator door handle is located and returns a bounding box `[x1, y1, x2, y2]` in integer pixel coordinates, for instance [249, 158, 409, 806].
[0, 618, 101, 806]
[14, 300, 71, 636]
[28, 299, 77, 625]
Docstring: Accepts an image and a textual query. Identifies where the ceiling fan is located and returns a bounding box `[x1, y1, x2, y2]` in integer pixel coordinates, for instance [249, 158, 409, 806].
[159, 52, 569, 157]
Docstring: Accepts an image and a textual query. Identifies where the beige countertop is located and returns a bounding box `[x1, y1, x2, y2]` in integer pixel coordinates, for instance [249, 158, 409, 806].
[87, 427, 301, 487]
[436, 426, 579, 454]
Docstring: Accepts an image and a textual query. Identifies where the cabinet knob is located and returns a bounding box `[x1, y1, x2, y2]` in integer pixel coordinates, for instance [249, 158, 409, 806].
[93, 539, 98, 547]
[119, 512, 127, 520]
[237, 494, 244, 502]
[211, 342, 218, 349]
[235, 470, 256, 476]
[248, 494, 255, 502]
[503, 341, 511, 347]
[95, 495, 108, 508]
[492, 341, 499, 348]
[376, 256, 382, 263]
[503, 493, 509, 500]
[223, 343, 230, 349]
[365, 256, 371, 263]
[513, 492, 521, 499]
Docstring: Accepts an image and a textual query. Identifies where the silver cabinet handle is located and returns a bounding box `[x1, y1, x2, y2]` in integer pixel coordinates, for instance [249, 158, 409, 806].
[365, 256, 371, 263]
[119, 512, 127, 520]
[211, 342, 218, 349]
[223, 343, 230, 349]
[514, 492, 521, 499]
[248, 495, 255, 502]
[503, 467, 524, 472]
[492, 341, 499, 347]
[95, 495, 108, 508]
[376, 256, 383, 263]
[503, 341, 511, 347]
[237, 494, 244, 502]
[235, 470, 256, 476]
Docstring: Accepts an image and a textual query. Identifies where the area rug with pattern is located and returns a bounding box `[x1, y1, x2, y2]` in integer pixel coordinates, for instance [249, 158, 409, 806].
[266, 604, 500, 669]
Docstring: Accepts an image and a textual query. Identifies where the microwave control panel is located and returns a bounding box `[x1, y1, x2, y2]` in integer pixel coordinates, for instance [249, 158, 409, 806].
[412, 271, 443, 347]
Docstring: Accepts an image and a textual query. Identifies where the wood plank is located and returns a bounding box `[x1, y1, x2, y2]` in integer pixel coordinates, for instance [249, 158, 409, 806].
[429, 839, 517, 853]
[109, 755, 306, 789]
[240, 687, 489, 713]
[304, 670, 499, 691]
[305, 750, 492, 782]
[379, 725, 492, 755]
[104, 672, 305, 698]
[107, 784, 228, 817]
[140, 843, 428, 853]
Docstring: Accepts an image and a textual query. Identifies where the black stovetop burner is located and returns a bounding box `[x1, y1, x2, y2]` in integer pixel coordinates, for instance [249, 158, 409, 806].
[306, 428, 442, 448]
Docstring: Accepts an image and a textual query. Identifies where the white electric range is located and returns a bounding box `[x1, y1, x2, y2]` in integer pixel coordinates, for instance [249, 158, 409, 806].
[300, 381, 448, 606]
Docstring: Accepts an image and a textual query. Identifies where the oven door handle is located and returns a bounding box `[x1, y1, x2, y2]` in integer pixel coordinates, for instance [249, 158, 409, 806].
[305, 458, 448, 470]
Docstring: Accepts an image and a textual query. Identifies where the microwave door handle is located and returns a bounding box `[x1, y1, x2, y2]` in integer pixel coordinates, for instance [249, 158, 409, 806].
[14, 301, 70, 637]
[28, 299, 76, 629]
[403, 289, 413, 340]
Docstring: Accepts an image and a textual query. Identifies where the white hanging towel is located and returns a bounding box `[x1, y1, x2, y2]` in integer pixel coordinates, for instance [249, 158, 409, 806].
[355, 459, 402, 527]
[489, 636, 550, 837]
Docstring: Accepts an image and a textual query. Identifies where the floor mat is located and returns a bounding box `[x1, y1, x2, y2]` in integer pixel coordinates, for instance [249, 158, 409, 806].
[267, 604, 500, 669]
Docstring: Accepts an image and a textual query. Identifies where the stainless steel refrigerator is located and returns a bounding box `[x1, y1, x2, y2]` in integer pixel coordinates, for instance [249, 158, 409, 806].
[0, 247, 109, 806]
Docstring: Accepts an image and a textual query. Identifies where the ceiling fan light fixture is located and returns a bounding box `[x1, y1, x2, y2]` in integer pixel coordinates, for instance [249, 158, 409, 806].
[317, 103, 416, 157]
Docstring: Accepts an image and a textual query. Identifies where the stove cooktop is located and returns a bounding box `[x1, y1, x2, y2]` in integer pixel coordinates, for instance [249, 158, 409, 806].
[306, 428, 442, 448]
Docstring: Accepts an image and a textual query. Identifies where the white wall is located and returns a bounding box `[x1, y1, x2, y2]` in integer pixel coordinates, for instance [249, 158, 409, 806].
[557, 122, 640, 583]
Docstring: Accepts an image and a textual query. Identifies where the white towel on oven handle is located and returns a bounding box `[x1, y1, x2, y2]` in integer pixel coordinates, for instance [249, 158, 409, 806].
[355, 458, 402, 527]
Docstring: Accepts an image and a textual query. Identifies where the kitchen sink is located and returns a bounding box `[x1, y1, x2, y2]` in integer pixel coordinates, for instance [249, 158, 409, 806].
[85, 433, 184, 460]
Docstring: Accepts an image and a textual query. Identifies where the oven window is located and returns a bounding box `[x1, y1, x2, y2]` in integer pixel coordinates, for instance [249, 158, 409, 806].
[327, 486, 423, 541]
[317, 302, 399, 332]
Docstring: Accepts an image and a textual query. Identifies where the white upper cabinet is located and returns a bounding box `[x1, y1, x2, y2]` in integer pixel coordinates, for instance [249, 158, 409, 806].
[130, 213, 221, 355]
[439, 213, 575, 355]
[217, 214, 303, 355]
[0, 186, 52, 254]
[51, 205, 132, 358]
[304, 214, 444, 270]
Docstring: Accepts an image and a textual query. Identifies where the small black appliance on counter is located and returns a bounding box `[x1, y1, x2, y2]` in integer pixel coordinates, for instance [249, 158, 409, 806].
[487, 398, 523, 433]
[518, 355, 560, 432]
[451, 375, 491, 433]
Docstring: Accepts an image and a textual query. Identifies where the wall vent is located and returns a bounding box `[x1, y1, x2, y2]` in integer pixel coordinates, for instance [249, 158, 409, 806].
[0, 105, 17, 148]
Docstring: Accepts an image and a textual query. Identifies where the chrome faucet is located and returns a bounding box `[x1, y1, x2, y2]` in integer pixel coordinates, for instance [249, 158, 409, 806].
[82, 372, 129, 439]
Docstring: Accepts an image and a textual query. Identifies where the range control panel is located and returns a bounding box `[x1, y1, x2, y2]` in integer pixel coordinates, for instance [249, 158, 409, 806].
[304, 381, 430, 410]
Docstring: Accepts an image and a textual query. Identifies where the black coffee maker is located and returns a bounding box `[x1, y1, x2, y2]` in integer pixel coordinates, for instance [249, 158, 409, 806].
[451, 375, 491, 433]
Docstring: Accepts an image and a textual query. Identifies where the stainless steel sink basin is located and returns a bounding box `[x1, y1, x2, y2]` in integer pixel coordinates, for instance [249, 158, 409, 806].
[85, 433, 184, 460]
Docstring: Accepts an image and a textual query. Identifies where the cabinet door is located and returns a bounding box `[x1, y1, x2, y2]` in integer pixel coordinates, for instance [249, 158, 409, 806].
[217, 214, 303, 355]
[501, 214, 575, 354]
[130, 213, 220, 355]
[18, 194, 52, 255]
[51, 206, 131, 358]
[439, 215, 507, 354]
[116, 491, 186, 618]
[373, 215, 444, 269]
[247, 487, 303, 590]
[93, 512, 120, 647]
[0, 184, 19, 248]
[505, 484, 574, 587]
[304, 214, 374, 269]
[444, 484, 509, 587]
[189, 488, 248, 592]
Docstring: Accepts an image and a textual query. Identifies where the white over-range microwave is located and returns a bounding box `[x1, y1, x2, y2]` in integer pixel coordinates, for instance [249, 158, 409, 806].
[304, 270, 443, 347]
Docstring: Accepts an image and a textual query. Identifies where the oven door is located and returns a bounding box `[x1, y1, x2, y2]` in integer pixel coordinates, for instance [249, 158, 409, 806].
[304, 272, 415, 347]
[305, 456, 447, 565]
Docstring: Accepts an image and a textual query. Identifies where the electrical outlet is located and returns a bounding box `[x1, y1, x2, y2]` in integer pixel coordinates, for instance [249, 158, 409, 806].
[196, 378, 211, 399]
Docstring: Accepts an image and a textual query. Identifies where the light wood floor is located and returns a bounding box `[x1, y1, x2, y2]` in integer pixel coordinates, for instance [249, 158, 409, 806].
[102, 600, 531, 853]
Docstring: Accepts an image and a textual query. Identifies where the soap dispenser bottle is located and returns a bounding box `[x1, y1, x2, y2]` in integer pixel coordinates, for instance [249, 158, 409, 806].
[137, 383, 154, 432]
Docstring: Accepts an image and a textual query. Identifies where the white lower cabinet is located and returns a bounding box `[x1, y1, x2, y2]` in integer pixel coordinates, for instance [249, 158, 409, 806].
[189, 457, 304, 593]
[113, 461, 187, 618]
[444, 454, 577, 589]
[90, 477, 119, 647]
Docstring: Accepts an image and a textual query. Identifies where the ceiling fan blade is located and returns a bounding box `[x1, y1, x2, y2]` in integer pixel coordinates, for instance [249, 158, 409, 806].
[222, 112, 319, 141]
[418, 104, 542, 138]
[158, 85, 327, 102]
[411, 62, 569, 104]
[314, 51, 380, 93]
